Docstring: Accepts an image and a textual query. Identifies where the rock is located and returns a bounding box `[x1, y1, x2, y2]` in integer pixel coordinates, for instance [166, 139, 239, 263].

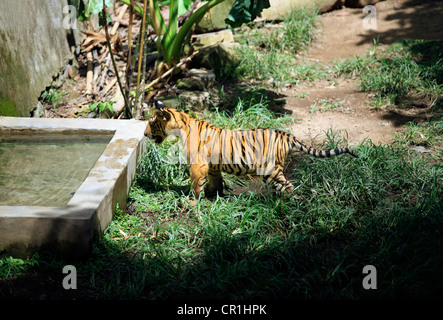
[177, 79, 205, 91]
[184, 69, 216, 91]
[32, 101, 44, 118]
[191, 29, 235, 50]
[345, 0, 380, 8]
[192, 42, 241, 79]
[157, 95, 181, 109]
[179, 91, 210, 110]
[178, 68, 216, 91]
[411, 146, 431, 154]
[195, 0, 236, 33]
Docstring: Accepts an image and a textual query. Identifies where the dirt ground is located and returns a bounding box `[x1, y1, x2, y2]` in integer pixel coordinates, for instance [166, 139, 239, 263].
[285, 0, 443, 147]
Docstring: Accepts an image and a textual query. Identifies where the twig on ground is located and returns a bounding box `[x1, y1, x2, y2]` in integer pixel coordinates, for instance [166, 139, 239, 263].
[110, 4, 128, 36]
[85, 52, 93, 95]
[99, 53, 111, 90]
[143, 50, 199, 93]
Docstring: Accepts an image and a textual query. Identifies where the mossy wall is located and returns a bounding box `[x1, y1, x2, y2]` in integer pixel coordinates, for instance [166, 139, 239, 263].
[0, 0, 80, 117]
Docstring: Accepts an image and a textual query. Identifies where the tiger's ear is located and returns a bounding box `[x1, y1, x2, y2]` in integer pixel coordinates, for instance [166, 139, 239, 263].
[154, 100, 171, 121]
[154, 100, 167, 112]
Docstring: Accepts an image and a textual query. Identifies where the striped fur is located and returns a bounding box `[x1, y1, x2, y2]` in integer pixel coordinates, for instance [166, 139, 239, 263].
[145, 100, 358, 198]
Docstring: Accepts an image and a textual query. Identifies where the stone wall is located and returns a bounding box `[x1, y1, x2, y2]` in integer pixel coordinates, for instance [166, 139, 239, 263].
[0, 0, 80, 117]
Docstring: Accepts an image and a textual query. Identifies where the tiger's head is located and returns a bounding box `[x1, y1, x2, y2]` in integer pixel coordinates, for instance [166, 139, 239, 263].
[144, 100, 179, 145]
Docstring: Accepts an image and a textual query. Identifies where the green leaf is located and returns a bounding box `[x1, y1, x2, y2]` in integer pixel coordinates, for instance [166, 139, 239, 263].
[85, 0, 113, 17]
[162, 0, 179, 61]
[107, 101, 114, 114]
[99, 11, 113, 26]
[99, 102, 107, 113]
[75, 0, 114, 22]
[168, 0, 225, 64]
[225, 0, 271, 28]
[89, 102, 99, 111]
[158, 0, 192, 15]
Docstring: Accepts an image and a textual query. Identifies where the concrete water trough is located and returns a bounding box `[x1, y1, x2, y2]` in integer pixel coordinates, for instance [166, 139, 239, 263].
[0, 117, 147, 258]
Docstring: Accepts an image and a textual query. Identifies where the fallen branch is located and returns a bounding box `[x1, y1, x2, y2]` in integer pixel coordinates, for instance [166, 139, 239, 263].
[125, 0, 135, 117]
[85, 52, 93, 95]
[101, 78, 118, 97]
[110, 4, 128, 35]
[135, 0, 148, 117]
[99, 53, 111, 89]
[143, 50, 199, 93]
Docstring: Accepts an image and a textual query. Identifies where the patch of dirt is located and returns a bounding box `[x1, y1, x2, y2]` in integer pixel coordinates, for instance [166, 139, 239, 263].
[282, 0, 443, 146]
[286, 79, 399, 146]
[308, 0, 443, 64]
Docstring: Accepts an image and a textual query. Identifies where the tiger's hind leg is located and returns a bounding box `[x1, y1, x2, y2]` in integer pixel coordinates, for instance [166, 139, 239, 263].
[263, 166, 294, 194]
[205, 169, 224, 198]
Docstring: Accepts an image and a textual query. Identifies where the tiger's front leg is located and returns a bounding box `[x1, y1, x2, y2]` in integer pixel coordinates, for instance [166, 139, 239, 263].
[190, 163, 209, 200]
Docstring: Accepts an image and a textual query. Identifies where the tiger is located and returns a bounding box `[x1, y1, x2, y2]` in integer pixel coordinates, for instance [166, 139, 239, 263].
[144, 100, 359, 199]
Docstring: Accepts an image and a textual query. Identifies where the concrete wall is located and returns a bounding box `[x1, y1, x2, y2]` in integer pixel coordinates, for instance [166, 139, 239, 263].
[0, 0, 80, 117]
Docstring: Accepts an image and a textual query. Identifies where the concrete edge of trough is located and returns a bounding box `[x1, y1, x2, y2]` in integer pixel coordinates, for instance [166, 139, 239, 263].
[0, 117, 147, 258]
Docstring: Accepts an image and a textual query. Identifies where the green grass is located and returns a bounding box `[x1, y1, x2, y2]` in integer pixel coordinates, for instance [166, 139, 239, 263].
[334, 39, 443, 109]
[39, 87, 70, 110]
[203, 99, 296, 130]
[234, 7, 327, 86]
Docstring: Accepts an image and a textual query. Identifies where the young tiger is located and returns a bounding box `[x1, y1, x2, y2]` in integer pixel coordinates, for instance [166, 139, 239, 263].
[145, 100, 358, 199]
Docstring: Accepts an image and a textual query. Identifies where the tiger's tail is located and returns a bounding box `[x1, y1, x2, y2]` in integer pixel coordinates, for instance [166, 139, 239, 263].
[288, 135, 359, 158]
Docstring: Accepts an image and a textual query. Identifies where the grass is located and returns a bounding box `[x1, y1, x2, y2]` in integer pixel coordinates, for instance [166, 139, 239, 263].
[334, 39, 443, 110]
[39, 87, 70, 110]
[309, 98, 342, 113]
[234, 7, 327, 87]
[202, 98, 296, 130]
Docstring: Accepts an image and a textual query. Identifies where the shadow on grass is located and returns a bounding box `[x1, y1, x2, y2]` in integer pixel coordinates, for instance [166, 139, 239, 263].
[211, 81, 294, 118]
[1, 180, 442, 300]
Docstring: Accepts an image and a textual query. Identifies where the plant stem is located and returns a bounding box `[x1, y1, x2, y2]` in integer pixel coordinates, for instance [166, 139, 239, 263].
[125, 0, 134, 114]
[135, 0, 148, 115]
[118, 0, 143, 15]
[102, 0, 131, 118]
[167, 0, 225, 65]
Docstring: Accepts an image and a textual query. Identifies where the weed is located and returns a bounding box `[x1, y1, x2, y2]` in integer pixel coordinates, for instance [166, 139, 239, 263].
[235, 7, 324, 86]
[39, 88, 70, 110]
[333, 39, 443, 109]
[310, 98, 342, 113]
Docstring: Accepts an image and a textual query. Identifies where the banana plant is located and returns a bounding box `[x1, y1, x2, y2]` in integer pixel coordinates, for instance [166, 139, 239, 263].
[77, 0, 269, 73]
[118, 0, 270, 75]
[118, 0, 224, 76]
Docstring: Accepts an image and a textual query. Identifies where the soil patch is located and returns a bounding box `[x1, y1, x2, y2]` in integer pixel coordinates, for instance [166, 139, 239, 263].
[281, 0, 443, 146]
